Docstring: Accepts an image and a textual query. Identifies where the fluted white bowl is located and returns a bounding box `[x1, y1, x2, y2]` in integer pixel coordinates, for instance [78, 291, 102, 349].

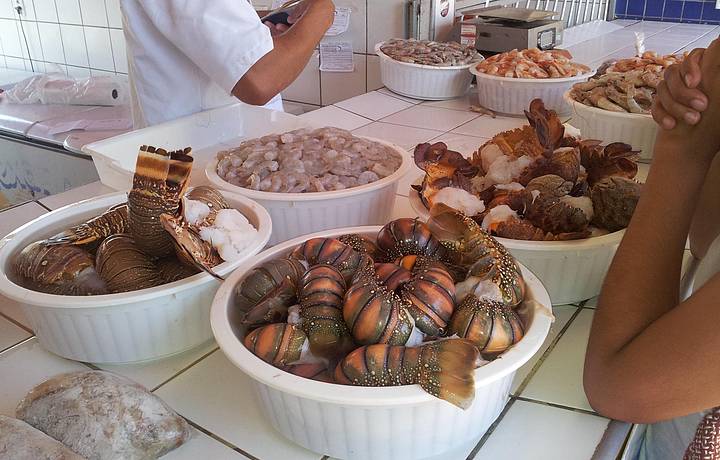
[211, 226, 553, 460]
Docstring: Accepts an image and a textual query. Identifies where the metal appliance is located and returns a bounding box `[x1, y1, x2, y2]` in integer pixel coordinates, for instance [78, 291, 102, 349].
[407, 0, 456, 42]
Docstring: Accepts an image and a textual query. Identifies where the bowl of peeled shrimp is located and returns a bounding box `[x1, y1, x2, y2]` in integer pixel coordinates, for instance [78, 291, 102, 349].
[470, 48, 594, 116]
[0, 145, 272, 364]
[211, 214, 554, 460]
[408, 99, 643, 305]
[375, 39, 484, 100]
[205, 127, 412, 246]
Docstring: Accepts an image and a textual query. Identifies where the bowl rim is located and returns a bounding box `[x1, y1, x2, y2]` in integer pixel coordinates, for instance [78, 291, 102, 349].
[563, 90, 654, 120]
[407, 183, 626, 249]
[205, 134, 412, 201]
[470, 64, 595, 83]
[210, 225, 554, 407]
[374, 42, 484, 71]
[0, 189, 272, 308]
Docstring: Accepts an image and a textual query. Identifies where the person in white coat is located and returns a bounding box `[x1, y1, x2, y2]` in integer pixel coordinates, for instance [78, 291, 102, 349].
[119, 0, 334, 128]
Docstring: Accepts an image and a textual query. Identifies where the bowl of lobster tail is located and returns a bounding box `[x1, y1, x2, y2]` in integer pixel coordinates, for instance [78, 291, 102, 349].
[409, 98, 644, 305]
[210, 220, 553, 460]
[0, 145, 272, 364]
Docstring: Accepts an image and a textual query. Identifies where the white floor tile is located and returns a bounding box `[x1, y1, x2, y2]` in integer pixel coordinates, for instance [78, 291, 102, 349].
[155, 351, 322, 460]
[352, 122, 443, 151]
[0, 316, 31, 352]
[511, 305, 578, 394]
[475, 400, 609, 460]
[328, 435, 481, 460]
[521, 309, 594, 411]
[164, 428, 246, 460]
[38, 181, 114, 210]
[299, 105, 372, 131]
[0, 338, 87, 417]
[427, 132, 488, 154]
[335, 91, 414, 121]
[381, 105, 479, 132]
[451, 115, 528, 138]
[376, 87, 424, 104]
[0, 202, 47, 238]
[96, 340, 218, 390]
[421, 91, 479, 112]
[0, 296, 30, 330]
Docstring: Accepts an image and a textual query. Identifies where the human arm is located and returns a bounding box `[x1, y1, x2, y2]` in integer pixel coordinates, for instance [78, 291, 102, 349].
[234, 0, 334, 105]
[583, 39, 720, 424]
[652, 49, 707, 129]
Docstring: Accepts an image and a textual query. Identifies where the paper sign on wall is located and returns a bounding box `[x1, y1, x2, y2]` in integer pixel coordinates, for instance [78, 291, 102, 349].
[325, 7, 351, 36]
[319, 41, 354, 72]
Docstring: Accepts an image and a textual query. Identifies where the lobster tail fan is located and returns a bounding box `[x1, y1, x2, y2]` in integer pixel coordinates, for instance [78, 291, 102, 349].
[419, 339, 478, 410]
[166, 151, 194, 199]
[135, 145, 170, 184]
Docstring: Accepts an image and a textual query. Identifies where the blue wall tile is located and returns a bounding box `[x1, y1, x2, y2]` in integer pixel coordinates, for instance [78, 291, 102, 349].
[616, 0, 720, 23]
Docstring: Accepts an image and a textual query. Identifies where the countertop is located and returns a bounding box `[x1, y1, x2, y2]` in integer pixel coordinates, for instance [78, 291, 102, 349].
[0, 20, 714, 460]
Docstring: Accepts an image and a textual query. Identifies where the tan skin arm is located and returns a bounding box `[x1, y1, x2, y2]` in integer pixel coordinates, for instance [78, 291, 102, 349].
[689, 154, 720, 259]
[233, 0, 334, 105]
[583, 39, 720, 424]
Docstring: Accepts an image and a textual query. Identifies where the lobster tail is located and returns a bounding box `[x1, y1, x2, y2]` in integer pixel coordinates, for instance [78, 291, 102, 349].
[333, 339, 478, 409]
[449, 295, 524, 356]
[399, 256, 456, 336]
[244, 323, 308, 367]
[376, 218, 450, 262]
[298, 265, 354, 359]
[45, 203, 128, 249]
[159, 214, 223, 280]
[373, 262, 412, 291]
[95, 234, 163, 293]
[291, 238, 365, 282]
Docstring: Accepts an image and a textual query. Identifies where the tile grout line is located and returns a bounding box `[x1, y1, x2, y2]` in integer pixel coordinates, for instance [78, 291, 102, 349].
[0, 335, 35, 355]
[0, 199, 38, 214]
[149, 346, 220, 392]
[466, 397, 519, 459]
[184, 417, 261, 460]
[514, 395, 600, 417]
[35, 200, 53, 212]
[511, 305, 584, 397]
[0, 311, 33, 334]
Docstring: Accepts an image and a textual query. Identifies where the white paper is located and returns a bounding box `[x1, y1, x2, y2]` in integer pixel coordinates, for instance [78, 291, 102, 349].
[325, 7, 351, 36]
[319, 41, 355, 72]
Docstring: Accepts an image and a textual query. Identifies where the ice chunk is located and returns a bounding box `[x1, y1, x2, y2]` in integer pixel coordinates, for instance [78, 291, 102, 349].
[560, 195, 594, 221]
[182, 198, 211, 226]
[432, 187, 485, 217]
[481, 205, 518, 231]
[199, 209, 259, 262]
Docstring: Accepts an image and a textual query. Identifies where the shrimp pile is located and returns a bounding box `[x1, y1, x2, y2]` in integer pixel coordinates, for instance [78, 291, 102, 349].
[413, 99, 643, 240]
[380, 38, 482, 67]
[215, 127, 402, 193]
[235, 217, 530, 409]
[570, 51, 685, 114]
[475, 48, 591, 78]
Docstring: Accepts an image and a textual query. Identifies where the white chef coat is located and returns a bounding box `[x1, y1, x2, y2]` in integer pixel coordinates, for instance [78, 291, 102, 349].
[120, 0, 284, 128]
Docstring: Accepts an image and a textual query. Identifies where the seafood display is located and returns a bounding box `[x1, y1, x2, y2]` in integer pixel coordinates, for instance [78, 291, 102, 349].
[16, 371, 190, 460]
[379, 38, 482, 67]
[413, 99, 642, 241]
[234, 216, 529, 409]
[12, 145, 259, 296]
[475, 49, 591, 78]
[570, 51, 685, 114]
[215, 127, 403, 193]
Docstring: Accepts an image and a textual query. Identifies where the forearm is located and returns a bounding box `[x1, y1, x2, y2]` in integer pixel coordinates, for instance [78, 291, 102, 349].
[233, 0, 333, 104]
[690, 154, 720, 259]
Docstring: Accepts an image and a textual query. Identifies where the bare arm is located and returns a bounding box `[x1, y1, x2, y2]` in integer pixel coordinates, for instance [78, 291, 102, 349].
[690, 155, 720, 259]
[233, 0, 334, 105]
[584, 39, 720, 424]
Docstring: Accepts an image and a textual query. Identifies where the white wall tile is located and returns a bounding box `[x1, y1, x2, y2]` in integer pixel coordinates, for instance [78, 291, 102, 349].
[90, 67, 114, 75]
[109, 27, 125, 72]
[4, 56, 27, 70]
[367, 0, 406, 51]
[66, 64, 90, 76]
[321, 53, 366, 105]
[0, 0, 15, 19]
[282, 50, 320, 105]
[37, 22, 64, 63]
[16, 0, 36, 19]
[60, 23, 87, 66]
[19, 21, 43, 61]
[78, 0, 107, 26]
[33, 0, 58, 22]
[56, 0, 82, 24]
[105, 0, 121, 28]
[84, 26, 113, 70]
[330, 0, 366, 53]
[366, 55, 382, 91]
[0, 19, 22, 56]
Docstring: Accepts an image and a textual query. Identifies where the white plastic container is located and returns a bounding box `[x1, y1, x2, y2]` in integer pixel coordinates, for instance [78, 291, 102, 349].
[408, 187, 623, 305]
[205, 137, 412, 245]
[375, 43, 481, 100]
[470, 66, 593, 116]
[211, 226, 553, 460]
[565, 92, 658, 162]
[82, 103, 316, 191]
[0, 190, 272, 364]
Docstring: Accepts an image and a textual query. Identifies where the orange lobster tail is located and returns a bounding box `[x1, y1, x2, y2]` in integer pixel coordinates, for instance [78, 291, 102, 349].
[376, 218, 450, 262]
[449, 295, 524, 356]
[244, 323, 308, 367]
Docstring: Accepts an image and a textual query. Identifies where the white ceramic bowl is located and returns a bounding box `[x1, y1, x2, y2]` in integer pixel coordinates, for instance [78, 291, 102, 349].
[470, 65, 594, 116]
[408, 186, 623, 305]
[565, 92, 658, 162]
[0, 190, 272, 364]
[211, 226, 554, 460]
[205, 136, 412, 246]
[375, 42, 482, 100]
